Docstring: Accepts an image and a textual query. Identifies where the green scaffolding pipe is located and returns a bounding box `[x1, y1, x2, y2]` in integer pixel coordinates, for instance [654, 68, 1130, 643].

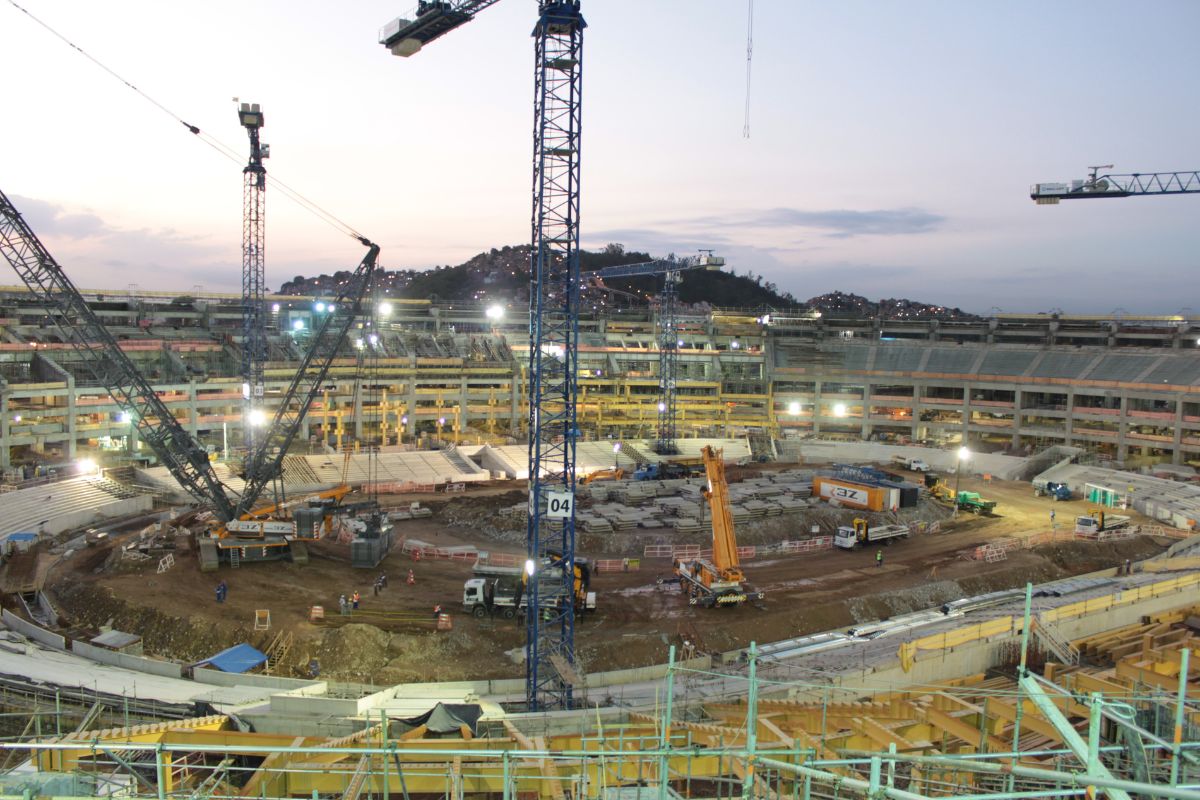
[866, 752, 1200, 800]
[754, 755, 929, 800]
[1172, 647, 1192, 786]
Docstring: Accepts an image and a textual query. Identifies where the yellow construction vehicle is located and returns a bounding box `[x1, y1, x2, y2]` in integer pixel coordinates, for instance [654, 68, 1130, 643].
[673, 445, 763, 607]
[580, 468, 625, 484]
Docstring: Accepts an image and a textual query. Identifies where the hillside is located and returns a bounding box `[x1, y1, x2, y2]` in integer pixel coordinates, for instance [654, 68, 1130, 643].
[277, 244, 977, 319]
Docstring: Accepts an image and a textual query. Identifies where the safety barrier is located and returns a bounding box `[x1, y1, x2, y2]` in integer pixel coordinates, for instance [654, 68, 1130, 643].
[402, 541, 480, 562]
[477, 551, 520, 567]
[779, 536, 834, 554]
[643, 538, 829, 560]
[594, 558, 640, 573]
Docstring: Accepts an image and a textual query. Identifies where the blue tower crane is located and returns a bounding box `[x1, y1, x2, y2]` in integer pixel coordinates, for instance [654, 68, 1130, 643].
[1031, 166, 1200, 204]
[587, 253, 725, 454]
[380, 0, 585, 711]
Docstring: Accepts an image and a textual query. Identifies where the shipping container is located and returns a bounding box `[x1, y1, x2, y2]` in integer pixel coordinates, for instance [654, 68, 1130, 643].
[812, 476, 898, 512]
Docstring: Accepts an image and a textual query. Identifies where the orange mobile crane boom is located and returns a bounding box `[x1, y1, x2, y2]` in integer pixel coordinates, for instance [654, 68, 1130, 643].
[673, 445, 763, 607]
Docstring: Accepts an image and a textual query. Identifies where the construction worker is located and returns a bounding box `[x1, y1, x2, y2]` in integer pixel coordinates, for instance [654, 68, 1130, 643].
[352, 590, 360, 611]
[215, 580, 227, 603]
[407, 569, 415, 586]
[1050, 508, 1056, 528]
[339, 594, 348, 616]
[876, 549, 883, 568]
[432, 603, 443, 619]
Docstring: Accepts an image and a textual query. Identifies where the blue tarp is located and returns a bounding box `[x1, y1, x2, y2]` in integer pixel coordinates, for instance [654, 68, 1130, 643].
[203, 643, 268, 673]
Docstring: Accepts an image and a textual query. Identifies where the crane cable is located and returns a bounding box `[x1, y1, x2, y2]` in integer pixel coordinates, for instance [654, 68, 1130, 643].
[5, 0, 369, 245]
[742, 0, 754, 139]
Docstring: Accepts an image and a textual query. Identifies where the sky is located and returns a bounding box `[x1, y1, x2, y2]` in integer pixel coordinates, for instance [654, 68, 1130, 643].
[2, 0, 1198, 314]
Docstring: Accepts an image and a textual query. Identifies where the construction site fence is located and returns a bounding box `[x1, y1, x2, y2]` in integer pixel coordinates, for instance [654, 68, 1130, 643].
[366, 481, 439, 493]
[898, 571, 1200, 671]
[643, 537, 831, 560]
[967, 525, 1156, 560]
[400, 540, 480, 562]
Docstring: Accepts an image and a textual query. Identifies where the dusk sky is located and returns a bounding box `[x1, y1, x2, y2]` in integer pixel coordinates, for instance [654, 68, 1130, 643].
[3, 1, 1197, 314]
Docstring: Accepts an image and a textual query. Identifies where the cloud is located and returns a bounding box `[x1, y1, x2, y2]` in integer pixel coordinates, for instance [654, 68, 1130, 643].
[8, 194, 239, 290]
[680, 207, 946, 238]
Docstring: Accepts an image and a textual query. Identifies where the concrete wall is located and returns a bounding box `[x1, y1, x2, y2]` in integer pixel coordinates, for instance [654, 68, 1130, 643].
[799, 441, 1028, 480]
[1, 609, 65, 650]
[71, 640, 182, 679]
[192, 667, 321, 691]
[42, 495, 153, 537]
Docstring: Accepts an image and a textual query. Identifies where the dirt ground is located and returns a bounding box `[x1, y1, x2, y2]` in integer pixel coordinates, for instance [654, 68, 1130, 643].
[43, 466, 1171, 684]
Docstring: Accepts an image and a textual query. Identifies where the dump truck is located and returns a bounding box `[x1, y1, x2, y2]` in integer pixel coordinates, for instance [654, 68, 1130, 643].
[956, 491, 998, 515]
[1033, 480, 1072, 501]
[1075, 510, 1131, 535]
[672, 445, 763, 607]
[834, 518, 911, 549]
[891, 455, 930, 472]
[462, 559, 596, 619]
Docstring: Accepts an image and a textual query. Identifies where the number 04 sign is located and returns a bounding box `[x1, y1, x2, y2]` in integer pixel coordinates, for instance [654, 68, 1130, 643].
[546, 491, 574, 519]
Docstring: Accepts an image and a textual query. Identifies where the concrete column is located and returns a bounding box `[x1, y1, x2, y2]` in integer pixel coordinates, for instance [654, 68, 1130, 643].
[911, 381, 926, 442]
[1011, 388, 1023, 450]
[812, 380, 822, 435]
[187, 381, 199, 437]
[961, 383, 970, 445]
[459, 376, 469, 436]
[860, 382, 871, 440]
[0, 390, 10, 469]
[1117, 393, 1129, 462]
[407, 378, 419, 439]
[1172, 397, 1185, 465]
[1064, 388, 1075, 447]
[510, 372, 521, 436]
[353, 386, 364, 440]
[65, 380, 77, 459]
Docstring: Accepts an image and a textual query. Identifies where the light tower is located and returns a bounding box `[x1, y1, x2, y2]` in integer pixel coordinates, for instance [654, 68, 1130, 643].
[238, 101, 269, 451]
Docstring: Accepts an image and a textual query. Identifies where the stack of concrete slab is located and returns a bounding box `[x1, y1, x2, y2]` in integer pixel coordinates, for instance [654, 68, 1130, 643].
[577, 513, 613, 533]
[1034, 463, 1200, 530]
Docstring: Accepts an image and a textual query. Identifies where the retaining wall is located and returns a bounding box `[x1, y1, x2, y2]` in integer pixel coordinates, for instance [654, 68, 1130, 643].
[71, 640, 182, 679]
[1, 609, 65, 650]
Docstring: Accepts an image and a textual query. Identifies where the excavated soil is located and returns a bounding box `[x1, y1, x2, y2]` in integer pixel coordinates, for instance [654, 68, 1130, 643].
[45, 469, 1170, 682]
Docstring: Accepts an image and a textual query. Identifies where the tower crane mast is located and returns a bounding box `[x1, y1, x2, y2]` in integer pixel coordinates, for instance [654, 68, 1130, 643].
[380, 0, 584, 711]
[238, 102, 269, 452]
[587, 252, 725, 454]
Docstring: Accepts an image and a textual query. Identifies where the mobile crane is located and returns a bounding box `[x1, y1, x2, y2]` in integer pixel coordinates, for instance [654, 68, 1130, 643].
[0, 188, 380, 570]
[673, 445, 763, 607]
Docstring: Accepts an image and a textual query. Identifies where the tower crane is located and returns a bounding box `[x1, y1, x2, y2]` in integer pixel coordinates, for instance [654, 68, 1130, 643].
[238, 101, 269, 453]
[586, 252, 725, 454]
[0, 187, 380, 569]
[1031, 166, 1200, 204]
[380, 0, 584, 711]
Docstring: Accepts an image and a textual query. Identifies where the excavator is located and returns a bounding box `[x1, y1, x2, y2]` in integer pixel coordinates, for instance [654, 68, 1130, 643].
[0, 188, 381, 570]
[579, 467, 624, 484]
[673, 445, 763, 607]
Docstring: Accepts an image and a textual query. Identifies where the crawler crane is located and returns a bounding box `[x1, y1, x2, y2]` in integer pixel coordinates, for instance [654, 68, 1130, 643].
[0, 188, 380, 570]
[674, 445, 763, 607]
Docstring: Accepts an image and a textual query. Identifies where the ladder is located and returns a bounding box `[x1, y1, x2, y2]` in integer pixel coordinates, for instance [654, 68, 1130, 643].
[229, 547, 240, 568]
